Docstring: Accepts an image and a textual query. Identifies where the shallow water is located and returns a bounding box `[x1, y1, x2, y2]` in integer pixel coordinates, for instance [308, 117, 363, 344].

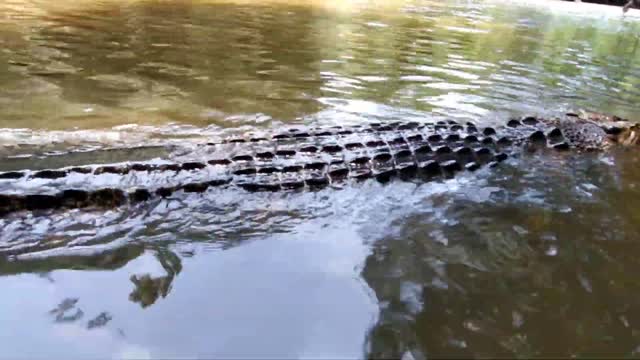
[1, 0, 640, 358]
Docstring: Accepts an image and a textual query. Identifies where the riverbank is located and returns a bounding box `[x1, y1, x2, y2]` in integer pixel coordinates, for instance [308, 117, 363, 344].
[568, 0, 637, 10]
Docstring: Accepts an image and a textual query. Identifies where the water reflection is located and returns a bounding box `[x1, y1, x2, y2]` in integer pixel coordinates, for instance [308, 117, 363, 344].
[129, 248, 182, 308]
[48, 298, 112, 330]
[0, 243, 145, 273]
[2, 232, 180, 310]
[0, 187, 384, 358]
[49, 298, 84, 323]
[87, 312, 113, 330]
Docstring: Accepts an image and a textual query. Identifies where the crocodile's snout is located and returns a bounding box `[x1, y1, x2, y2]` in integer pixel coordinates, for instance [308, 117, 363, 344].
[614, 124, 640, 146]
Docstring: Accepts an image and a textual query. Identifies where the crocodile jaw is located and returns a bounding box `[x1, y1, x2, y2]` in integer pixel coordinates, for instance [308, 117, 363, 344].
[616, 125, 640, 146]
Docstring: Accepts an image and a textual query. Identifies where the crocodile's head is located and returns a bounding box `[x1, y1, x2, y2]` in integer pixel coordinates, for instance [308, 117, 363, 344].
[607, 123, 640, 147]
[565, 111, 640, 148]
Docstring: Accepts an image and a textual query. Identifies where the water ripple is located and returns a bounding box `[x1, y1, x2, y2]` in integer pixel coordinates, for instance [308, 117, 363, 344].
[1, 0, 640, 357]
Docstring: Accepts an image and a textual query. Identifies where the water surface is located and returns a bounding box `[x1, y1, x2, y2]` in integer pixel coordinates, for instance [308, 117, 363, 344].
[1, 0, 640, 358]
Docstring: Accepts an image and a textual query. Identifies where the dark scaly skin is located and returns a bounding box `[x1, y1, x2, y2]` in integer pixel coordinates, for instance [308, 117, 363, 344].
[0, 118, 571, 181]
[0, 111, 637, 217]
[0, 120, 441, 180]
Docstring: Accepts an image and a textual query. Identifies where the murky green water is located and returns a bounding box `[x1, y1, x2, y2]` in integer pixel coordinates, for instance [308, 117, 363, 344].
[1, 0, 640, 358]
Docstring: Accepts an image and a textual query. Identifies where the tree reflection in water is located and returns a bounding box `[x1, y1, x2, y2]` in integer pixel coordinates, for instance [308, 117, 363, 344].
[87, 312, 113, 330]
[9, 243, 183, 329]
[49, 298, 84, 323]
[128, 247, 183, 308]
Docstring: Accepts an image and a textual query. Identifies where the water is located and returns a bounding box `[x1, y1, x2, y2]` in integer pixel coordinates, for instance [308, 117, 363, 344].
[1, 0, 640, 358]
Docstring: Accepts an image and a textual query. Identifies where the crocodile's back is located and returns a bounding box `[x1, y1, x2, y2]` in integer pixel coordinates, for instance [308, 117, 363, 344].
[0, 113, 634, 216]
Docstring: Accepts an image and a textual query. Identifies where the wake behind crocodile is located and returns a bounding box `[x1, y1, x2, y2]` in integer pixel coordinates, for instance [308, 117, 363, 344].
[0, 110, 637, 217]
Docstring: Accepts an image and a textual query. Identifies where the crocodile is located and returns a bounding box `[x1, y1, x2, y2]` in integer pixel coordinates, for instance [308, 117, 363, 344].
[0, 111, 638, 217]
